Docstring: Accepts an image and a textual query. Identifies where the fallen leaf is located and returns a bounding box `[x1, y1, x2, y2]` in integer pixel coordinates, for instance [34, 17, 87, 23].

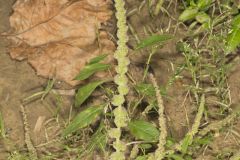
[7, 0, 115, 85]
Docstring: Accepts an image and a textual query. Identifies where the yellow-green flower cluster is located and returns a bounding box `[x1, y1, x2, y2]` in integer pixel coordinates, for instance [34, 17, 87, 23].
[112, 0, 130, 105]
[109, 0, 129, 159]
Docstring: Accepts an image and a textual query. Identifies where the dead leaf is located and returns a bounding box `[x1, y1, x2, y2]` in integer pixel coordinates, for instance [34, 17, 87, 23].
[7, 0, 115, 85]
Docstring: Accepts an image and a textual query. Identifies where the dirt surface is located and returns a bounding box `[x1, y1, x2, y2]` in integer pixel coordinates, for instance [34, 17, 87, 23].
[125, 0, 240, 159]
[126, 0, 195, 140]
[0, 0, 240, 159]
[0, 1, 73, 159]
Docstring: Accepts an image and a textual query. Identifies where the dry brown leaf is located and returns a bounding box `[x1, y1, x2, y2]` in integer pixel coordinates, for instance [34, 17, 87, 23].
[7, 0, 115, 85]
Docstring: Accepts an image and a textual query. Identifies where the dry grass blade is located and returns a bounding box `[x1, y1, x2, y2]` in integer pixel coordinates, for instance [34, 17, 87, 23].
[149, 73, 167, 160]
[20, 105, 38, 160]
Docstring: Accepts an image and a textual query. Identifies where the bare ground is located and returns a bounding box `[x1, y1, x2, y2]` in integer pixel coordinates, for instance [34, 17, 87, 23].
[0, 0, 240, 160]
[0, 1, 73, 159]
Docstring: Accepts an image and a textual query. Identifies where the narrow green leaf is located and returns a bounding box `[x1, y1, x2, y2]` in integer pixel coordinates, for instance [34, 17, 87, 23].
[166, 137, 176, 148]
[75, 80, 106, 107]
[193, 135, 212, 146]
[135, 83, 155, 97]
[196, 12, 211, 24]
[179, 7, 199, 22]
[75, 63, 110, 81]
[62, 105, 104, 136]
[226, 28, 240, 53]
[128, 120, 159, 141]
[135, 83, 167, 98]
[232, 14, 240, 29]
[135, 34, 172, 50]
[79, 123, 107, 156]
[189, 0, 196, 7]
[181, 134, 192, 154]
[225, 14, 240, 53]
[89, 54, 108, 65]
[87, 127, 106, 151]
[87, 132, 106, 152]
[183, 0, 194, 6]
[41, 79, 55, 100]
[197, 0, 213, 10]
[136, 155, 148, 160]
[139, 143, 152, 149]
[166, 154, 185, 160]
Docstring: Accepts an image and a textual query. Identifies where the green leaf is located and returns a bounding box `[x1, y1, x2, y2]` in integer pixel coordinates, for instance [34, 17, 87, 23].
[166, 154, 185, 160]
[89, 54, 108, 65]
[197, 0, 213, 10]
[75, 63, 110, 81]
[135, 34, 172, 50]
[135, 83, 155, 97]
[226, 28, 240, 53]
[179, 7, 199, 22]
[232, 14, 240, 29]
[136, 155, 149, 160]
[62, 105, 104, 136]
[226, 14, 240, 53]
[189, 0, 197, 7]
[87, 132, 106, 151]
[185, 155, 193, 160]
[166, 137, 176, 148]
[128, 120, 159, 141]
[80, 124, 107, 156]
[181, 134, 192, 154]
[196, 12, 211, 24]
[193, 134, 212, 146]
[75, 80, 106, 107]
[135, 83, 166, 97]
[139, 143, 152, 149]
